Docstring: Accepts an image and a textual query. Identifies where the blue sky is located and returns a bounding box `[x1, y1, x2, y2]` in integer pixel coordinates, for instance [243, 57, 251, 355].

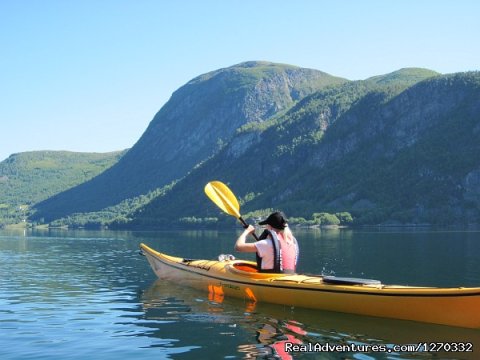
[1, 0, 478, 162]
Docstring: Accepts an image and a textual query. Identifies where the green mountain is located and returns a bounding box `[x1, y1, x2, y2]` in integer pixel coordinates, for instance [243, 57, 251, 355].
[31, 62, 347, 222]
[0, 150, 125, 224]
[27, 63, 480, 228]
[128, 70, 480, 227]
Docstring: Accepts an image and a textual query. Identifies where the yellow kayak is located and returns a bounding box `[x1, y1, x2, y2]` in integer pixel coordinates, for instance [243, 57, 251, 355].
[140, 243, 480, 329]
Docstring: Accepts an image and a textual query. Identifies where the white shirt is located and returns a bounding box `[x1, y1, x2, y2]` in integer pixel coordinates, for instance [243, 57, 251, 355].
[254, 231, 298, 271]
[254, 239, 274, 270]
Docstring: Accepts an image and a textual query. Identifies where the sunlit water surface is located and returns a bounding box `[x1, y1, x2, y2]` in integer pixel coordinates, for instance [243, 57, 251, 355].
[1, 228, 479, 359]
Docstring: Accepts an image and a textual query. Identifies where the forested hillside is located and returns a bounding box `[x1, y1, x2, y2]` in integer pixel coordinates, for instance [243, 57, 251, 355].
[0, 150, 125, 225]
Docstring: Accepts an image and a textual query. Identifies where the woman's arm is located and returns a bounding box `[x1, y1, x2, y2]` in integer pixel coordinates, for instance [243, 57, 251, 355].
[234, 225, 258, 252]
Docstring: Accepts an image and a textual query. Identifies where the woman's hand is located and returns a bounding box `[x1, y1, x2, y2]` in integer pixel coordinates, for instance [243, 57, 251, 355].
[244, 224, 256, 234]
[235, 225, 258, 252]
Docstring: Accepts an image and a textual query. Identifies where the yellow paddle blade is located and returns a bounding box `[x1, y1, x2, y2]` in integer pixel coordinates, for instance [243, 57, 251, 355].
[204, 181, 241, 218]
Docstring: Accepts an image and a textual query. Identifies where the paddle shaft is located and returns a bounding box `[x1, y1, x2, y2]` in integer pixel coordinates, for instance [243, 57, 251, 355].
[238, 216, 259, 241]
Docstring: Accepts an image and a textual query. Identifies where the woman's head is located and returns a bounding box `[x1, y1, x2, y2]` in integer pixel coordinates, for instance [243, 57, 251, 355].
[258, 211, 288, 230]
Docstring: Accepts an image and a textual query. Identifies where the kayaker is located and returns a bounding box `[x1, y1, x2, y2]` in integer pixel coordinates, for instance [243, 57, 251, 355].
[235, 211, 299, 273]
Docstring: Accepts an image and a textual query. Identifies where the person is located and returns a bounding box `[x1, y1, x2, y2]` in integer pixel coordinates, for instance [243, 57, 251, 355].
[235, 211, 299, 273]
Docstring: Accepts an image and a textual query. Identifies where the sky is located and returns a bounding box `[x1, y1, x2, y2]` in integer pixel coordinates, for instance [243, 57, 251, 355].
[0, 0, 479, 162]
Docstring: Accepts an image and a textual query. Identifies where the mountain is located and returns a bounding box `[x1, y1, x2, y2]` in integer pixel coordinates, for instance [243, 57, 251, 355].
[128, 70, 480, 227]
[0, 150, 125, 224]
[31, 62, 347, 222]
[28, 64, 480, 228]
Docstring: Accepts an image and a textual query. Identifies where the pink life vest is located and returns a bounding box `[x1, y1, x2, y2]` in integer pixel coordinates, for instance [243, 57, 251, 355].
[277, 231, 298, 272]
[256, 229, 298, 273]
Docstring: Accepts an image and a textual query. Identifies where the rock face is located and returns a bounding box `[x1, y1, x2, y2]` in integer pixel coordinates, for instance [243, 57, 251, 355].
[32, 62, 346, 221]
[129, 62, 344, 182]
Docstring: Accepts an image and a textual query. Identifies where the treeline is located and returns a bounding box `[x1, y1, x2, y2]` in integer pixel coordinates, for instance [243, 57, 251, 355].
[43, 184, 175, 229]
[22, 206, 353, 230]
[169, 211, 354, 229]
[0, 204, 28, 226]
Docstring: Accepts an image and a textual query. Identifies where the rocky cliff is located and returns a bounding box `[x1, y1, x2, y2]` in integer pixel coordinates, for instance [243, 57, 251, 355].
[31, 62, 346, 221]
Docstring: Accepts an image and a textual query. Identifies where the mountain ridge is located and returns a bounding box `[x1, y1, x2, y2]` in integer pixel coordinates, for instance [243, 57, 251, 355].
[22, 63, 480, 227]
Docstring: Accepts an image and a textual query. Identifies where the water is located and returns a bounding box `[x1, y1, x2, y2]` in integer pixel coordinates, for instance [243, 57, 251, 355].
[1, 227, 480, 359]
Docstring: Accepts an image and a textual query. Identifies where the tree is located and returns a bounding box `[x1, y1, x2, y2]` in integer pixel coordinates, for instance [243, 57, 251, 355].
[312, 212, 340, 226]
[335, 212, 353, 225]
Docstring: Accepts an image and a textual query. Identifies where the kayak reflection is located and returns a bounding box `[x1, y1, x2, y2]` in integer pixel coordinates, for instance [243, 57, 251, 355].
[206, 281, 306, 359]
[142, 280, 308, 359]
[141, 280, 480, 360]
[252, 320, 305, 360]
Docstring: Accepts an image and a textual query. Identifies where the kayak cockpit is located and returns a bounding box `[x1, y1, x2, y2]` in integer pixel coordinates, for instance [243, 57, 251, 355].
[231, 262, 258, 273]
[227, 261, 294, 280]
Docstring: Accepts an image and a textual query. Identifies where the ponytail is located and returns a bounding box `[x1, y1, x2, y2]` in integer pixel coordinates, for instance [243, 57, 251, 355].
[281, 224, 294, 244]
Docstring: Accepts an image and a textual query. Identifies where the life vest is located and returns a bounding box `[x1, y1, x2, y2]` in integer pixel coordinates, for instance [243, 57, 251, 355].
[256, 229, 298, 274]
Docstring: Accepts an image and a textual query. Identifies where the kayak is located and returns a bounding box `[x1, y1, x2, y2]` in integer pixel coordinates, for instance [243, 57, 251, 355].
[140, 243, 480, 329]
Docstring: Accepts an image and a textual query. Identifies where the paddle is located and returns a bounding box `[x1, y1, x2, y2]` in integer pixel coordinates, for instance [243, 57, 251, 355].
[204, 181, 259, 240]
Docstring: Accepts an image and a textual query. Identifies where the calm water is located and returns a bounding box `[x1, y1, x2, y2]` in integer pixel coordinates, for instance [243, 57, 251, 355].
[1, 227, 480, 360]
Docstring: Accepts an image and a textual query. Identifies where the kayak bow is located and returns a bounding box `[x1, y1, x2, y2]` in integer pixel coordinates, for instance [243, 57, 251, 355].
[140, 243, 480, 328]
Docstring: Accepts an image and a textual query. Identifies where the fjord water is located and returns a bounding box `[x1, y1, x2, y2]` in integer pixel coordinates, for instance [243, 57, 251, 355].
[1, 228, 479, 360]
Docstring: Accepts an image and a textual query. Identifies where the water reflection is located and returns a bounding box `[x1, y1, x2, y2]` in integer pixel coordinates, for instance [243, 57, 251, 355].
[245, 319, 305, 360]
[141, 279, 480, 359]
